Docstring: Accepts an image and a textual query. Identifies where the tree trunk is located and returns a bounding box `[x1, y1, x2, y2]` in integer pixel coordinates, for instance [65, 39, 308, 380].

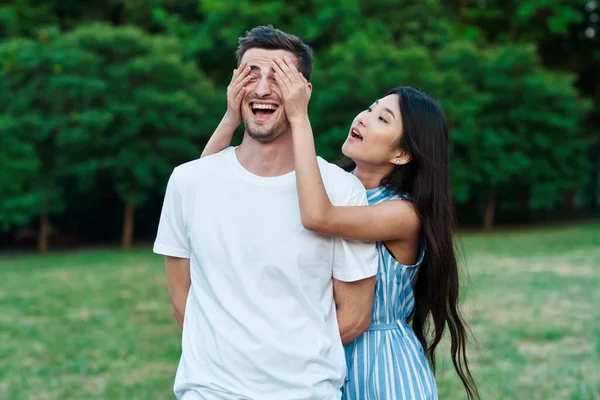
[590, 152, 599, 212]
[516, 185, 529, 211]
[121, 187, 135, 249]
[483, 191, 497, 232]
[458, 0, 468, 19]
[565, 190, 576, 213]
[38, 195, 49, 255]
[591, 71, 600, 212]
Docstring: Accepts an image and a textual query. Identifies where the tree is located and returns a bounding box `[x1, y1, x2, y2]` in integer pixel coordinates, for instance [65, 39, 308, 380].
[0, 28, 111, 253]
[453, 0, 599, 213]
[65, 24, 216, 248]
[450, 0, 588, 42]
[310, 31, 446, 161]
[439, 42, 590, 230]
[0, 117, 39, 231]
[433, 41, 487, 205]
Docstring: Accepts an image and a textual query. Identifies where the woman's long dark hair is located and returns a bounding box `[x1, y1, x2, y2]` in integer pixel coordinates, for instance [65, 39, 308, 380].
[342, 87, 479, 399]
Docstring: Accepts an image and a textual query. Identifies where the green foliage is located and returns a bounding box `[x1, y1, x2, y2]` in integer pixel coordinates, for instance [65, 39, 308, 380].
[311, 32, 444, 160]
[0, 117, 39, 229]
[361, 0, 456, 48]
[435, 41, 488, 203]
[0, 0, 596, 240]
[0, 1, 56, 37]
[65, 24, 215, 205]
[311, 32, 589, 211]
[460, 0, 589, 41]
[0, 28, 110, 230]
[0, 23, 214, 236]
[439, 41, 590, 207]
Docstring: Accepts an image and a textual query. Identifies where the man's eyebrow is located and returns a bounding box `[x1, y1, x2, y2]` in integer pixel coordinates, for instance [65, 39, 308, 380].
[375, 99, 396, 120]
[248, 65, 276, 75]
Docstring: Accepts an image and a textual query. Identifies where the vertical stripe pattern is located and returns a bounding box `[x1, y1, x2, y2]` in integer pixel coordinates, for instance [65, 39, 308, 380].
[342, 187, 437, 400]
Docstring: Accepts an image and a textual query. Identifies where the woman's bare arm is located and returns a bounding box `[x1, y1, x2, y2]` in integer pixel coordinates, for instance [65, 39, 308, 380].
[272, 57, 420, 242]
[201, 63, 250, 158]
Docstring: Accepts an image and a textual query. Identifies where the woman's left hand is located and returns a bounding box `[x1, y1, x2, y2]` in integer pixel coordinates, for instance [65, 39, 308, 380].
[272, 56, 311, 124]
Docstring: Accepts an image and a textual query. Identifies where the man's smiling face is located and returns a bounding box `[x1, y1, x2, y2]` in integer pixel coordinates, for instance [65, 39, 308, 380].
[240, 48, 299, 142]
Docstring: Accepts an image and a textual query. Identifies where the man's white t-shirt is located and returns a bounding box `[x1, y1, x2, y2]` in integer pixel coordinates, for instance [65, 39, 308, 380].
[153, 147, 378, 400]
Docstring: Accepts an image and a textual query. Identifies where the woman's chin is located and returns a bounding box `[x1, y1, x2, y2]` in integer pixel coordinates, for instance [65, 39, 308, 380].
[341, 140, 353, 157]
[342, 141, 362, 161]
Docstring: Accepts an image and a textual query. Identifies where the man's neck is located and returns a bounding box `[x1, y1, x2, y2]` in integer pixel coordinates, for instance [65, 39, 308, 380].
[235, 132, 295, 177]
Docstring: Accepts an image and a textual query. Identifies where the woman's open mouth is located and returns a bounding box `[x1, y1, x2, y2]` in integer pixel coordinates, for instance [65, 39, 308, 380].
[349, 127, 363, 141]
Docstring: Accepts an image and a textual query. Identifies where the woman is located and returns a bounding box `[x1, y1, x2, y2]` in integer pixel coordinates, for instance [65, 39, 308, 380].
[202, 59, 478, 400]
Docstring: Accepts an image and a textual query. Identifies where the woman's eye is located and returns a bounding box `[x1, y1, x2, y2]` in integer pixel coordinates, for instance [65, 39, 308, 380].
[367, 108, 372, 112]
[379, 116, 387, 123]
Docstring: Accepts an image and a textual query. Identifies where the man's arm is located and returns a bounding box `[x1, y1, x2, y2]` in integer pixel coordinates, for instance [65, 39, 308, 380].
[165, 256, 191, 329]
[334, 276, 376, 344]
[328, 188, 379, 345]
[153, 169, 192, 329]
[329, 187, 379, 345]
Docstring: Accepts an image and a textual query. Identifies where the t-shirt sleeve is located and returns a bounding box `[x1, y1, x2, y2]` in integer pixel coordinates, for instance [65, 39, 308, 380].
[332, 188, 378, 282]
[153, 169, 191, 259]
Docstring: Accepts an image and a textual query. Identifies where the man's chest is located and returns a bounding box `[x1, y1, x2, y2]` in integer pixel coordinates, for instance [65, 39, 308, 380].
[187, 187, 335, 278]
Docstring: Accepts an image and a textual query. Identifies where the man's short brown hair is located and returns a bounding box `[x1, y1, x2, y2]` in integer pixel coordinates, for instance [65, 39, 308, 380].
[236, 25, 313, 81]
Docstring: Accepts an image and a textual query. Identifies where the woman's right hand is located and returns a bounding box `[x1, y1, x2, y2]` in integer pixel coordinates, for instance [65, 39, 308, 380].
[224, 62, 251, 127]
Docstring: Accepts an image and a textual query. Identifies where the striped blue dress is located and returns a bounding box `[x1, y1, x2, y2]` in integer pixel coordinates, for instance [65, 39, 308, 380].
[342, 186, 437, 400]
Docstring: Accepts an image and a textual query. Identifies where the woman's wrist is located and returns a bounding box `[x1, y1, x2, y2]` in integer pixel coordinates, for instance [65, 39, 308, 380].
[289, 114, 311, 130]
[222, 111, 241, 128]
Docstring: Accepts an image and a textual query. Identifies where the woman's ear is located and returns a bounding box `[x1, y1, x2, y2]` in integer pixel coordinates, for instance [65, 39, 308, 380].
[389, 150, 411, 166]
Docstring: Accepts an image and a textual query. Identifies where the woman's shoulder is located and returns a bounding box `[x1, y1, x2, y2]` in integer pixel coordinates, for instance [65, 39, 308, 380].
[367, 186, 412, 203]
[377, 194, 421, 233]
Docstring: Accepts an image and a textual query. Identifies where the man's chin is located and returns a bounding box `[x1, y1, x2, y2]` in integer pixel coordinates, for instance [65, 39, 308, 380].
[243, 120, 287, 143]
[247, 130, 279, 143]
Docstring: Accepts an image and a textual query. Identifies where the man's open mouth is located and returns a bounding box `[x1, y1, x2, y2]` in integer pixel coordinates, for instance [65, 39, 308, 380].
[250, 102, 279, 122]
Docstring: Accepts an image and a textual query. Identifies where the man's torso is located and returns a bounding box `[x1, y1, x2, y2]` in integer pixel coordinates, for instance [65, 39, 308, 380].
[173, 147, 361, 399]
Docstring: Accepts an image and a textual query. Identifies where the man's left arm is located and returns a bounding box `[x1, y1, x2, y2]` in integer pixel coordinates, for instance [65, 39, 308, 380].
[334, 276, 376, 344]
[331, 186, 379, 344]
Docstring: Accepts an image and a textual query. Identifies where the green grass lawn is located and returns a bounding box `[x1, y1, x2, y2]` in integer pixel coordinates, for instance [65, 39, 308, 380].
[1, 223, 599, 399]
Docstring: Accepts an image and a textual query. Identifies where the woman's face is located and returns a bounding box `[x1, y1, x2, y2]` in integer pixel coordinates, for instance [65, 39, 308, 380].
[341, 94, 407, 166]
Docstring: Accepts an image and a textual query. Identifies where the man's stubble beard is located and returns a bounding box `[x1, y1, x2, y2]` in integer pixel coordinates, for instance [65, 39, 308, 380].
[243, 114, 291, 143]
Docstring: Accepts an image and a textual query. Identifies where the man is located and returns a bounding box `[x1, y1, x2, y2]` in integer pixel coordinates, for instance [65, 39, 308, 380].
[153, 25, 378, 400]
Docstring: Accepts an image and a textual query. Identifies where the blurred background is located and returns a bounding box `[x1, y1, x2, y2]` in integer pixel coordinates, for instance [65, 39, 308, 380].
[0, 0, 598, 399]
